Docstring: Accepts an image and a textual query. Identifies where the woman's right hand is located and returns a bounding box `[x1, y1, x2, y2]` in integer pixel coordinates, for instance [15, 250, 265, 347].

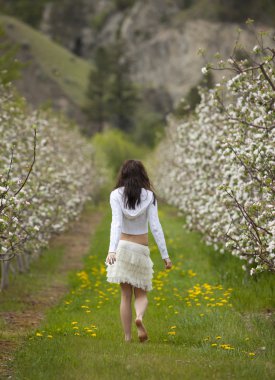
[164, 258, 172, 269]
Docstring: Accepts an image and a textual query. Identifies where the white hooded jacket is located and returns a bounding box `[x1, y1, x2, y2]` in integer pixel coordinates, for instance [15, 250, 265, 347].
[108, 186, 169, 259]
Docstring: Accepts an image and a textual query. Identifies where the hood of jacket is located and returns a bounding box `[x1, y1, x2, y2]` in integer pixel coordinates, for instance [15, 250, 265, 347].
[114, 187, 153, 219]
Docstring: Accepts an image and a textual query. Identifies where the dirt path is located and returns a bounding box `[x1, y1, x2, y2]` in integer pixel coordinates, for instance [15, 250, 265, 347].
[0, 205, 104, 378]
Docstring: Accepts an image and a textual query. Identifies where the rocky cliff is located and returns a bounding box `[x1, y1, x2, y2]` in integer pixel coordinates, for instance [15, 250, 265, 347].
[40, 0, 274, 110]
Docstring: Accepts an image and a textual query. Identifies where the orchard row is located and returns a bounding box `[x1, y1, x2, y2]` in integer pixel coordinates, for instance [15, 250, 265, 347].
[0, 86, 106, 290]
[153, 40, 274, 275]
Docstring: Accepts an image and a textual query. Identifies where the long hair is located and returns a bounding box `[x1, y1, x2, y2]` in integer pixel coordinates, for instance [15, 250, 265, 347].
[113, 159, 157, 209]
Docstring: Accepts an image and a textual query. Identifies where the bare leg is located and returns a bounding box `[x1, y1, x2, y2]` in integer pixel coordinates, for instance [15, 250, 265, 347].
[134, 287, 149, 342]
[120, 282, 133, 342]
[134, 286, 148, 320]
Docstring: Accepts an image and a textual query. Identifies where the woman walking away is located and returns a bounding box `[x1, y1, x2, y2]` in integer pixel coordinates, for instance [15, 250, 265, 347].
[105, 159, 172, 343]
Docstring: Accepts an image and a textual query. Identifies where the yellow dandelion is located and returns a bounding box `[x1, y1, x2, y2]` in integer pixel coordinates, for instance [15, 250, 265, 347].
[211, 343, 217, 346]
[36, 332, 43, 337]
[248, 352, 255, 356]
[47, 335, 53, 338]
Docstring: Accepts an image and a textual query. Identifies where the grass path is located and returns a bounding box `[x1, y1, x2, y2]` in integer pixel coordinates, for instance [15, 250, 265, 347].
[2, 200, 275, 379]
[0, 202, 103, 378]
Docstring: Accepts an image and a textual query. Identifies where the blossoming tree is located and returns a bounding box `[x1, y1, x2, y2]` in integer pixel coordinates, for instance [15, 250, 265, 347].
[152, 28, 274, 275]
[0, 85, 106, 290]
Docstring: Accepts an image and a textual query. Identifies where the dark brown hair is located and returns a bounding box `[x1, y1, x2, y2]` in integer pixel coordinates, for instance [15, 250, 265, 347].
[113, 159, 157, 209]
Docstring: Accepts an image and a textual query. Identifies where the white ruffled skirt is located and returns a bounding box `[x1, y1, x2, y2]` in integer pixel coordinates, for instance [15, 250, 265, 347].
[106, 240, 154, 291]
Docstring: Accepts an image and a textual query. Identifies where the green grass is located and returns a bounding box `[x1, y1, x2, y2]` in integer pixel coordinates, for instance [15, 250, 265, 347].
[6, 200, 275, 379]
[0, 201, 98, 317]
[0, 14, 92, 107]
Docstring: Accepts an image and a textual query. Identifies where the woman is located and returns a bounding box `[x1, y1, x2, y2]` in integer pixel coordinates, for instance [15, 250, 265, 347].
[105, 159, 172, 343]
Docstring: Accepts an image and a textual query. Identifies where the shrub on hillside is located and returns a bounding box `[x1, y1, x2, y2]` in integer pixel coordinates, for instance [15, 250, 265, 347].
[91, 128, 149, 180]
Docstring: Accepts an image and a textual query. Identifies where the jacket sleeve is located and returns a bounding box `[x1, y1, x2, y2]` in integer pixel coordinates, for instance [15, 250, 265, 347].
[148, 199, 169, 259]
[108, 191, 123, 253]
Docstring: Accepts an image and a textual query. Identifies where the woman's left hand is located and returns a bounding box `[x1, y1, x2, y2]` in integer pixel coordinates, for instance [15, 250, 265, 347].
[105, 252, 116, 265]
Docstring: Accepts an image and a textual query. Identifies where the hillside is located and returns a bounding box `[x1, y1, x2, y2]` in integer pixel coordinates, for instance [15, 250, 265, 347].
[0, 14, 92, 127]
[1, 3, 274, 129]
[40, 0, 275, 108]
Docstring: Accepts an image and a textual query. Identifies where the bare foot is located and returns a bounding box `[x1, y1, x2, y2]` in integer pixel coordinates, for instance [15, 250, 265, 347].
[135, 317, 148, 343]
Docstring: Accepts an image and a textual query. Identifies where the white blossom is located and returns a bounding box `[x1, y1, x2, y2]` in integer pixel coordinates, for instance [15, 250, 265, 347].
[151, 50, 275, 275]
